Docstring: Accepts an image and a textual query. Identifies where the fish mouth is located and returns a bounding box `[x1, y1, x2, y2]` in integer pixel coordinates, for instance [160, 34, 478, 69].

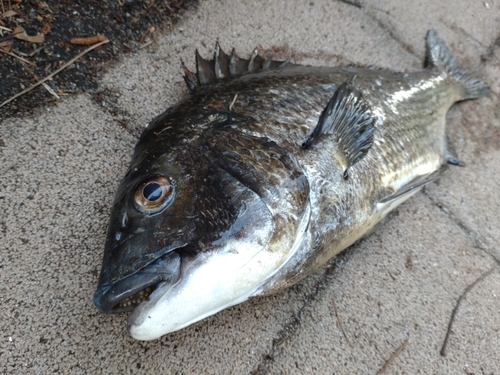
[93, 250, 181, 313]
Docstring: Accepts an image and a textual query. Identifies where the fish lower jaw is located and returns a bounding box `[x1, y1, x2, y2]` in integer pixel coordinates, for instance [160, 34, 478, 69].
[94, 250, 182, 314]
[126, 247, 289, 340]
[127, 286, 257, 341]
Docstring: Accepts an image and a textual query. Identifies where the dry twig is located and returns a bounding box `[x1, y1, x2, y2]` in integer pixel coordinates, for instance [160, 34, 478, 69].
[332, 297, 353, 347]
[440, 267, 497, 356]
[375, 339, 409, 375]
[0, 38, 109, 108]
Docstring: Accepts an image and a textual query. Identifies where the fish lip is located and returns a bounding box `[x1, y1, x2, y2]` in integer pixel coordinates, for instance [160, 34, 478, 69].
[93, 250, 181, 313]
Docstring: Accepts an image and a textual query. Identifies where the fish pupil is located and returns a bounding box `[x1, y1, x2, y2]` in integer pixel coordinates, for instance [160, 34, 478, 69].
[143, 183, 162, 202]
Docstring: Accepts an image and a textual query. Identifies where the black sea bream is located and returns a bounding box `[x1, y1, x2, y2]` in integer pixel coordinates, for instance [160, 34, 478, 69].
[94, 31, 489, 340]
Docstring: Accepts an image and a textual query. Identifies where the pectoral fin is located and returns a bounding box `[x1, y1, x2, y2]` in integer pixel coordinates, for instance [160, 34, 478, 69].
[302, 80, 375, 178]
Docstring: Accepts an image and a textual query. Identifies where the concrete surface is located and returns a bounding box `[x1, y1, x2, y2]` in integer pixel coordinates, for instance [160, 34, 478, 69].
[1, 0, 500, 374]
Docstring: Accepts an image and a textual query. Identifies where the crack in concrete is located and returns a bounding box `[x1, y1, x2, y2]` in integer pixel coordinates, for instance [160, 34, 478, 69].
[92, 88, 142, 138]
[336, 0, 421, 64]
[481, 32, 500, 63]
[250, 261, 340, 375]
[362, 11, 420, 63]
[423, 190, 500, 266]
[442, 21, 489, 53]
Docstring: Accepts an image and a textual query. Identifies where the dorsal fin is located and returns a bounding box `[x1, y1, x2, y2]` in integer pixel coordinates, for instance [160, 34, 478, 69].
[182, 43, 294, 92]
[444, 135, 465, 167]
[302, 80, 375, 179]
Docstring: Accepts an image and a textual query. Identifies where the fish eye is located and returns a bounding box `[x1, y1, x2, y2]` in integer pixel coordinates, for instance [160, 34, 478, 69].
[133, 176, 174, 214]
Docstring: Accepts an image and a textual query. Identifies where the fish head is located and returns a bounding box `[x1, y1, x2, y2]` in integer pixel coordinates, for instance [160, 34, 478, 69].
[94, 119, 310, 340]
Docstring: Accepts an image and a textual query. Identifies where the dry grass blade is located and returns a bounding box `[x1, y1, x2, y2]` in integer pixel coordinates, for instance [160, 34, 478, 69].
[229, 94, 238, 111]
[0, 38, 109, 108]
[41, 82, 60, 100]
[0, 47, 35, 65]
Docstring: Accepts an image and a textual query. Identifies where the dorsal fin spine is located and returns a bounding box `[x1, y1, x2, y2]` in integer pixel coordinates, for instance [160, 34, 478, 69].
[181, 59, 198, 92]
[183, 43, 294, 91]
[248, 49, 259, 71]
[214, 42, 230, 79]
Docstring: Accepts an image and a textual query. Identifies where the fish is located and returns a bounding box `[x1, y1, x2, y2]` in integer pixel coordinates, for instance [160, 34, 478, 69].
[93, 30, 489, 340]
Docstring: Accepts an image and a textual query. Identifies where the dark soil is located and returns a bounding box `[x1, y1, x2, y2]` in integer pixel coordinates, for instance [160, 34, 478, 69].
[0, 0, 198, 121]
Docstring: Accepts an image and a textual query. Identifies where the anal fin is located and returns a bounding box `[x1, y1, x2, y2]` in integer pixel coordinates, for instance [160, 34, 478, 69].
[445, 135, 465, 167]
[378, 167, 447, 208]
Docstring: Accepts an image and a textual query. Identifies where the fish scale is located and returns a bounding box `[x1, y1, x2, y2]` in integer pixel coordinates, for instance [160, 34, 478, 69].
[93, 30, 489, 340]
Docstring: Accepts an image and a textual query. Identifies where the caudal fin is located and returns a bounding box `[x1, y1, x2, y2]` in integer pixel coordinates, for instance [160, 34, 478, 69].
[426, 29, 489, 100]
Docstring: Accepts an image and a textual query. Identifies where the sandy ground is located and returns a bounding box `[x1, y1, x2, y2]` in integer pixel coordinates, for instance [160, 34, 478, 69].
[1, 0, 500, 374]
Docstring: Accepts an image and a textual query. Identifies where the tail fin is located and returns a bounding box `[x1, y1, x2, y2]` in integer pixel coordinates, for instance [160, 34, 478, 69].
[425, 29, 489, 100]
